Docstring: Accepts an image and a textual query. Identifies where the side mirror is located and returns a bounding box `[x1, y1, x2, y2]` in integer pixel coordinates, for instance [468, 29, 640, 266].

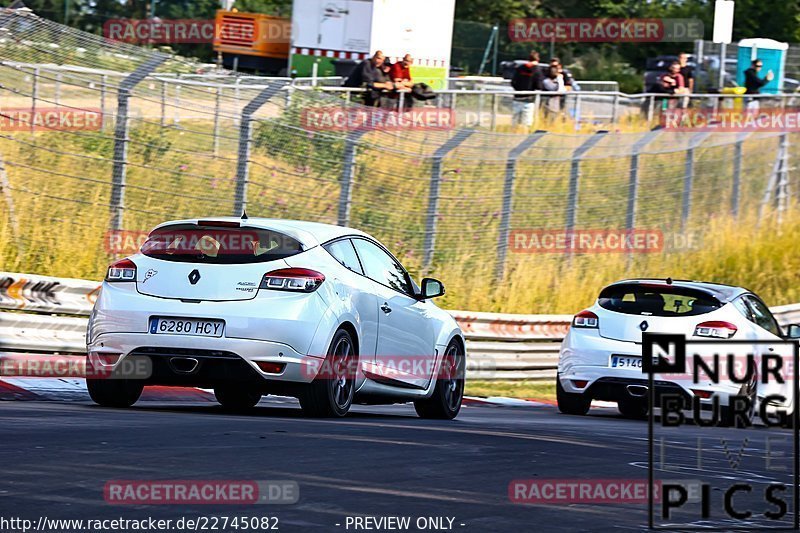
[420, 278, 445, 299]
[786, 324, 800, 339]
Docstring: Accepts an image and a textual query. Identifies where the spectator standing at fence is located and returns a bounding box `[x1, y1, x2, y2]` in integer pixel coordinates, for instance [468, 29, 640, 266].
[542, 65, 562, 116]
[389, 54, 414, 109]
[678, 53, 695, 93]
[550, 58, 574, 91]
[744, 59, 773, 94]
[511, 50, 543, 127]
[659, 61, 690, 110]
[744, 58, 774, 110]
[344, 50, 395, 107]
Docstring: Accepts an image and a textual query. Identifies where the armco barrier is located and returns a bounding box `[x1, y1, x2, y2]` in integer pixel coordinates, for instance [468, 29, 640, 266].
[2, 271, 800, 380]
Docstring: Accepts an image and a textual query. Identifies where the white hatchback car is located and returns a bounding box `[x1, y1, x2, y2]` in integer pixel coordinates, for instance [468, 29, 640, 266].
[86, 217, 465, 419]
[558, 279, 798, 422]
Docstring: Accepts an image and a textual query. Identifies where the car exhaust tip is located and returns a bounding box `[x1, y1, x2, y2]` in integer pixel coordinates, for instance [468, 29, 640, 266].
[169, 357, 199, 374]
[626, 384, 648, 397]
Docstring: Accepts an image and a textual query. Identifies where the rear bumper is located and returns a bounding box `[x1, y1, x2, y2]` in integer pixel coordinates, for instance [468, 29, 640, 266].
[88, 332, 319, 388]
[558, 332, 742, 405]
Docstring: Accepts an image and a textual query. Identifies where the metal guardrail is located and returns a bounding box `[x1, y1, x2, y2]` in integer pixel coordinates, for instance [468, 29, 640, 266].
[1, 271, 800, 380]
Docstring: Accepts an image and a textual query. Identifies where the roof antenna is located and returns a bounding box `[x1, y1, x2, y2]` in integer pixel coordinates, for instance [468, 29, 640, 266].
[241, 209, 248, 221]
[666, 277, 673, 285]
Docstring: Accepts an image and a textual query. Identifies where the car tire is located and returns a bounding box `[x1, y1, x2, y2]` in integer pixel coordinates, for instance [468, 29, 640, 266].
[299, 328, 357, 418]
[86, 378, 144, 408]
[618, 397, 648, 419]
[414, 340, 465, 420]
[214, 386, 262, 410]
[556, 377, 591, 415]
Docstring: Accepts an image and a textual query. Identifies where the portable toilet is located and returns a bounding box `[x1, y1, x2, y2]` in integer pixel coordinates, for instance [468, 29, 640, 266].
[736, 38, 787, 94]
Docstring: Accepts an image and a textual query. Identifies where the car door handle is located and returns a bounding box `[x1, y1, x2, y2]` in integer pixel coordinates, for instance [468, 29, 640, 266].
[380, 303, 392, 314]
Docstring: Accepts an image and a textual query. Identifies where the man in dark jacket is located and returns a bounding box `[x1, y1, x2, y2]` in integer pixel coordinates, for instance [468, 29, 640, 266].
[511, 50, 543, 127]
[344, 50, 395, 107]
[744, 59, 774, 110]
[744, 59, 774, 94]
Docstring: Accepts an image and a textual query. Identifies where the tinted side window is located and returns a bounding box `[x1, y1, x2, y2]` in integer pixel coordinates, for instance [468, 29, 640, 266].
[732, 297, 753, 321]
[351, 239, 413, 296]
[324, 239, 363, 274]
[745, 296, 781, 336]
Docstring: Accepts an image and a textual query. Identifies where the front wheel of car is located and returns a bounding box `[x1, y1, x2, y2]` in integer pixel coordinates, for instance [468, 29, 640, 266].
[556, 377, 591, 416]
[86, 378, 144, 408]
[414, 341, 465, 420]
[214, 386, 262, 410]
[299, 328, 357, 418]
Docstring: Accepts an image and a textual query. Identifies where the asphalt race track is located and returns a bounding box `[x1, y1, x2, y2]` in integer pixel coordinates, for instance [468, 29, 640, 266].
[1, 395, 796, 532]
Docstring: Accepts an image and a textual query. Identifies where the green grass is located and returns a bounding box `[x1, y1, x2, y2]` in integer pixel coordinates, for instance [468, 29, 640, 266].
[465, 380, 556, 401]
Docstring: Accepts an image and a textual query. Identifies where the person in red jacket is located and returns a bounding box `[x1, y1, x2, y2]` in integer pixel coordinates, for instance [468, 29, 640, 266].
[389, 54, 414, 109]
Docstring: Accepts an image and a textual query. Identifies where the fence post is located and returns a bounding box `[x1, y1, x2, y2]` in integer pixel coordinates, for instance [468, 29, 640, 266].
[565, 131, 607, 232]
[54, 71, 62, 106]
[160, 80, 166, 127]
[110, 55, 168, 231]
[681, 132, 711, 232]
[100, 74, 108, 130]
[423, 129, 474, 270]
[233, 82, 289, 216]
[626, 130, 660, 232]
[30, 67, 39, 134]
[731, 132, 748, 218]
[0, 149, 20, 248]
[610, 93, 619, 124]
[495, 131, 547, 281]
[174, 83, 181, 125]
[337, 129, 369, 227]
[491, 93, 498, 131]
[646, 95, 655, 126]
[212, 86, 221, 157]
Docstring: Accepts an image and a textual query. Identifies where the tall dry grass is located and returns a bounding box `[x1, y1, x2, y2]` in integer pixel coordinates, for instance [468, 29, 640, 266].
[1, 119, 798, 316]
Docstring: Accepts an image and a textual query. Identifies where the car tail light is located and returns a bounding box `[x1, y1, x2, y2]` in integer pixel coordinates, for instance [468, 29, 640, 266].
[694, 320, 737, 339]
[97, 353, 121, 365]
[571, 380, 588, 388]
[572, 310, 599, 329]
[691, 389, 713, 399]
[260, 268, 325, 293]
[256, 361, 286, 374]
[106, 258, 136, 282]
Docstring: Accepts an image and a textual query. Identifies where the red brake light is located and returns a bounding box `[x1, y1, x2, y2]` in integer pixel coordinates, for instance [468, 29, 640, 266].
[694, 320, 737, 339]
[106, 258, 136, 282]
[572, 310, 599, 328]
[260, 268, 325, 292]
[256, 361, 286, 374]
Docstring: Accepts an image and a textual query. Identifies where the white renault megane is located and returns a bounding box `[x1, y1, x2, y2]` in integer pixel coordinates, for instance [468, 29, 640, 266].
[86, 217, 465, 419]
[558, 279, 799, 423]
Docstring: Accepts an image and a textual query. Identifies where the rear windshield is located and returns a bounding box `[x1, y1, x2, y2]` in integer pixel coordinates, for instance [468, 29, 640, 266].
[598, 284, 722, 317]
[140, 224, 303, 264]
